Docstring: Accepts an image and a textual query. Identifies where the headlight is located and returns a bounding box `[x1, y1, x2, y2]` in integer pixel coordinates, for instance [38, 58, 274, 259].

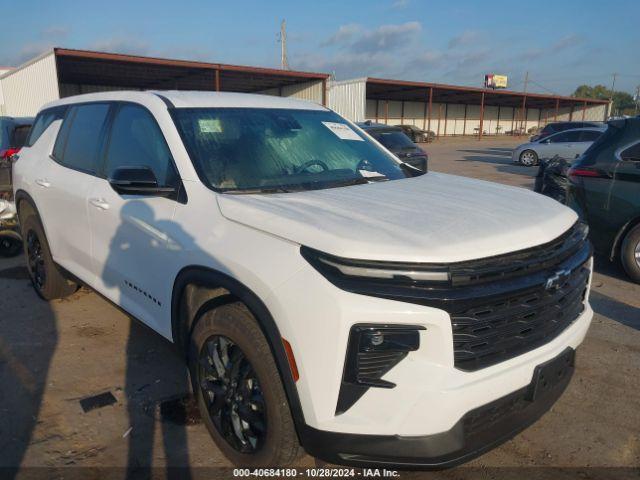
[301, 246, 450, 283]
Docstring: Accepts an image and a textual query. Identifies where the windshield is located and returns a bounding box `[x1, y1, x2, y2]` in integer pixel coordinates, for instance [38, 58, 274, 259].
[172, 108, 412, 192]
[369, 130, 415, 150]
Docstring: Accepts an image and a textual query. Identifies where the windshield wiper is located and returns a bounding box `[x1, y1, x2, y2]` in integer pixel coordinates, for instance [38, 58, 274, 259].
[328, 176, 389, 188]
[224, 186, 293, 194]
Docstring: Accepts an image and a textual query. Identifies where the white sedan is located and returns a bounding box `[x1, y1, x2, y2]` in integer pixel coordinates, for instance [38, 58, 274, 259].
[512, 127, 605, 166]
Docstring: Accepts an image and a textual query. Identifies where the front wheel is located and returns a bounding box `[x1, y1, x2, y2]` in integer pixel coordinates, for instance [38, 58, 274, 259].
[621, 224, 640, 284]
[20, 210, 78, 300]
[519, 149, 538, 166]
[188, 302, 300, 466]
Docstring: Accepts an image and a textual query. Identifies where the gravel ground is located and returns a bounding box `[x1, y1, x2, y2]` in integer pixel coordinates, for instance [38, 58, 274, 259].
[0, 136, 638, 479]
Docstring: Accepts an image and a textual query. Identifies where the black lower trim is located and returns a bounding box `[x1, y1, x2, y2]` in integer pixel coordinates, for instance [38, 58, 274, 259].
[300, 348, 575, 470]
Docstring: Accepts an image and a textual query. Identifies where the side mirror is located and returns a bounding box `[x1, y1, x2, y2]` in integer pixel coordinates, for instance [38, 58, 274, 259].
[108, 166, 176, 197]
[401, 156, 428, 175]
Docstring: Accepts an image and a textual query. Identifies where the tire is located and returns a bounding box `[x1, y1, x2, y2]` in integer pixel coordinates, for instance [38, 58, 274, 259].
[188, 302, 300, 467]
[0, 233, 22, 257]
[621, 224, 640, 284]
[519, 149, 539, 167]
[20, 209, 78, 300]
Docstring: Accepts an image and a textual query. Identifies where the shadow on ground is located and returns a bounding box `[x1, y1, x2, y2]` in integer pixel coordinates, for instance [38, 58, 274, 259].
[0, 263, 56, 480]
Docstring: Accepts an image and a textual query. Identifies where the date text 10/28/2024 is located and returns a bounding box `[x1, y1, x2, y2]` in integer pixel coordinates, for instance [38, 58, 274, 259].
[233, 468, 400, 477]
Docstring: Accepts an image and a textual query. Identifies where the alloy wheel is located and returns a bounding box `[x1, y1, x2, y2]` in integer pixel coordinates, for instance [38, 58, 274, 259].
[199, 335, 267, 453]
[635, 240, 640, 269]
[520, 150, 537, 166]
[26, 230, 46, 289]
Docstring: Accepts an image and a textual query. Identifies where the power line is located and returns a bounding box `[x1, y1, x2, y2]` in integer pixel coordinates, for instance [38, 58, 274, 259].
[528, 79, 559, 95]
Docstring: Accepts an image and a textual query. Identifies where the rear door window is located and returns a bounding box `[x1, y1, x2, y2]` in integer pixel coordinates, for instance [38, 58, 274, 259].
[52, 103, 111, 174]
[565, 131, 582, 142]
[549, 132, 570, 143]
[579, 130, 602, 142]
[27, 106, 67, 146]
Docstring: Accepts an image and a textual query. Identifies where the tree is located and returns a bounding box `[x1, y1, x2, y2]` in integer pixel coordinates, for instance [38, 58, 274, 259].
[572, 84, 636, 115]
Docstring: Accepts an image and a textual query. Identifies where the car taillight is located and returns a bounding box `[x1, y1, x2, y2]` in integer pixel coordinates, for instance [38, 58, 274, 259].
[0, 147, 20, 159]
[568, 167, 607, 179]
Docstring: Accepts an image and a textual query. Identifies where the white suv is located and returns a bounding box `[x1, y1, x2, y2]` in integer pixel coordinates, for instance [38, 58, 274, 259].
[13, 91, 593, 468]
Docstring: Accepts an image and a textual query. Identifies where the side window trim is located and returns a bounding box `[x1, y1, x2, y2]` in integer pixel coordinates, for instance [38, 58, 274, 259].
[51, 106, 77, 164]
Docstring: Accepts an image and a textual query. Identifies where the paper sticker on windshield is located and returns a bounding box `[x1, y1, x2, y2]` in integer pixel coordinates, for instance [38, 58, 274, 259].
[198, 118, 222, 133]
[322, 122, 364, 141]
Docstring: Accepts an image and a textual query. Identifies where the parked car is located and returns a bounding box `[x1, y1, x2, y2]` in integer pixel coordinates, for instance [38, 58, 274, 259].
[398, 124, 435, 143]
[567, 117, 640, 283]
[513, 127, 605, 166]
[1, 116, 33, 195]
[358, 121, 428, 172]
[0, 116, 33, 160]
[531, 121, 602, 142]
[14, 91, 593, 469]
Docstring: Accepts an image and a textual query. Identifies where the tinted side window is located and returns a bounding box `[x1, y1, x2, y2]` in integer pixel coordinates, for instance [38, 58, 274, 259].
[565, 131, 582, 142]
[579, 130, 601, 142]
[549, 132, 570, 143]
[27, 106, 67, 146]
[55, 104, 111, 174]
[621, 142, 640, 161]
[12, 126, 31, 148]
[104, 104, 178, 187]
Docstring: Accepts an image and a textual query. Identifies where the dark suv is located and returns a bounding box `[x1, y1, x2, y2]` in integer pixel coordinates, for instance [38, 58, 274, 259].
[358, 122, 428, 172]
[567, 117, 640, 283]
[532, 121, 602, 142]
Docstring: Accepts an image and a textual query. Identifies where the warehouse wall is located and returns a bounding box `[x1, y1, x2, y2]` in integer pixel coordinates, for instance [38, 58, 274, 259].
[258, 79, 325, 104]
[328, 79, 367, 122]
[281, 79, 324, 104]
[363, 98, 608, 136]
[0, 52, 59, 116]
[365, 99, 544, 135]
[0, 68, 12, 115]
[540, 104, 607, 123]
[59, 83, 143, 97]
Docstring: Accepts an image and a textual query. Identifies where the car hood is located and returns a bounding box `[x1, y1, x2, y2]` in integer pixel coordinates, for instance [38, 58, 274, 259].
[217, 172, 577, 263]
[515, 141, 538, 151]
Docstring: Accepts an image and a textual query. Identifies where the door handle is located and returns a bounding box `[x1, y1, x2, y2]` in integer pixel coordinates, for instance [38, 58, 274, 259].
[89, 198, 110, 210]
[35, 179, 51, 188]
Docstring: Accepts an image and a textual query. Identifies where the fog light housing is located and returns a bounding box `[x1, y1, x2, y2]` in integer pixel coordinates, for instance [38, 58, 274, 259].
[336, 324, 424, 415]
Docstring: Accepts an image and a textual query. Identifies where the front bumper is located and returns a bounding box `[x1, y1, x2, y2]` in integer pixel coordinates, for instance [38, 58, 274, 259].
[301, 347, 576, 469]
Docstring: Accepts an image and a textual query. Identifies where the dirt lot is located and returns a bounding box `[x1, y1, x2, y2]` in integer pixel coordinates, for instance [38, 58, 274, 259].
[1, 136, 638, 479]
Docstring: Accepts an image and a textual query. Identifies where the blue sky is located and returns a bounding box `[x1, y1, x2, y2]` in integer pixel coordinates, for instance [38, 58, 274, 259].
[1, 0, 639, 95]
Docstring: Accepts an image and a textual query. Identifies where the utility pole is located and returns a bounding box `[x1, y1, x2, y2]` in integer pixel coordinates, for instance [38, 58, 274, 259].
[520, 71, 529, 132]
[278, 19, 289, 70]
[635, 85, 640, 116]
[609, 73, 617, 117]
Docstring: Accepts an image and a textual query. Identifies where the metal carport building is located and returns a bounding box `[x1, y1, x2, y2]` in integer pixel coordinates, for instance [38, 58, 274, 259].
[329, 77, 610, 138]
[0, 48, 330, 116]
